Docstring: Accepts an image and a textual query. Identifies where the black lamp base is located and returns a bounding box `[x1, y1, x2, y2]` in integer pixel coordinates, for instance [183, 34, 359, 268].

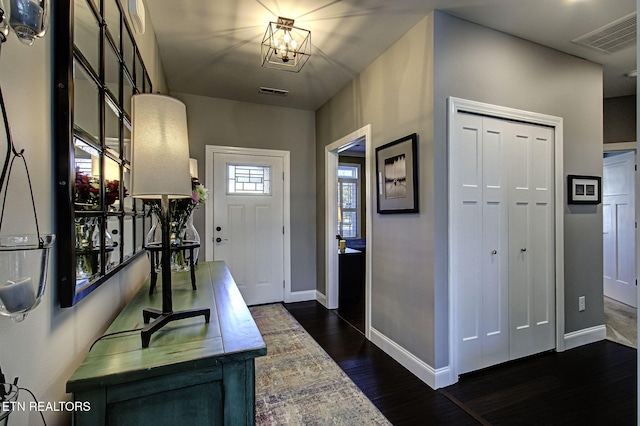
[141, 307, 211, 348]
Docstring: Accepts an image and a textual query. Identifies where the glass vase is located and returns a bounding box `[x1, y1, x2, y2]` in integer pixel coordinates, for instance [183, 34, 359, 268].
[75, 217, 99, 281]
[146, 210, 198, 272]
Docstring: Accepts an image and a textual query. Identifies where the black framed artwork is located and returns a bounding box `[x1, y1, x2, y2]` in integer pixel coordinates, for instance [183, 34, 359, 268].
[567, 175, 601, 204]
[375, 133, 418, 214]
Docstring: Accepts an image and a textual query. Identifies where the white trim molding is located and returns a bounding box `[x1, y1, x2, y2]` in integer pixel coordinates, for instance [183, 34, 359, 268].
[603, 142, 637, 152]
[315, 291, 327, 307]
[325, 125, 373, 339]
[370, 328, 453, 389]
[563, 325, 607, 350]
[287, 290, 316, 303]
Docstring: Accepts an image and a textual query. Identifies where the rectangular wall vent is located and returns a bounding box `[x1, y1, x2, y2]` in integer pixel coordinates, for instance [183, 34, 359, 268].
[259, 87, 289, 97]
[572, 12, 637, 53]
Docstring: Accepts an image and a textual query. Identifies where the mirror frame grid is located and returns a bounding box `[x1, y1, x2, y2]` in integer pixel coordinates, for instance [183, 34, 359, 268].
[54, 0, 152, 307]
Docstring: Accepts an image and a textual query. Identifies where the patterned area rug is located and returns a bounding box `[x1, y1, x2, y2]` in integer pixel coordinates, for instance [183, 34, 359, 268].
[250, 304, 391, 425]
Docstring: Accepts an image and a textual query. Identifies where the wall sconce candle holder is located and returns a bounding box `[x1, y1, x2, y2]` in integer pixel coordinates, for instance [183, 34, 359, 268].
[0, 2, 54, 322]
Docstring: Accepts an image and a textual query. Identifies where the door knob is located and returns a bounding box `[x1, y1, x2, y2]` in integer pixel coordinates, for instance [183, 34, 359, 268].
[521, 248, 527, 252]
[491, 250, 497, 255]
[216, 226, 222, 232]
[216, 237, 222, 243]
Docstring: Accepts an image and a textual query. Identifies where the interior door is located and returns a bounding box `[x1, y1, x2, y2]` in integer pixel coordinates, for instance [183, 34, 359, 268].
[603, 151, 636, 307]
[452, 112, 556, 375]
[508, 123, 556, 359]
[451, 114, 510, 374]
[212, 152, 284, 305]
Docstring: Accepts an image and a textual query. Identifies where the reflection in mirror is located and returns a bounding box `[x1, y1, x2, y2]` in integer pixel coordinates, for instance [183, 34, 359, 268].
[123, 74, 134, 116]
[124, 216, 134, 260]
[74, 139, 100, 209]
[123, 119, 132, 161]
[104, 0, 121, 49]
[135, 53, 143, 88]
[135, 216, 146, 252]
[73, 60, 99, 141]
[74, 0, 100, 72]
[105, 99, 121, 158]
[105, 43, 120, 99]
[106, 215, 120, 271]
[123, 28, 134, 76]
[104, 156, 122, 210]
[123, 166, 132, 212]
[75, 215, 103, 291]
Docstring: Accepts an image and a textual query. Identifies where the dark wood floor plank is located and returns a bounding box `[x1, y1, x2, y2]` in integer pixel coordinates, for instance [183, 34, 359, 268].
[285, 301, 477, 425]
[285, 301, 637, 426]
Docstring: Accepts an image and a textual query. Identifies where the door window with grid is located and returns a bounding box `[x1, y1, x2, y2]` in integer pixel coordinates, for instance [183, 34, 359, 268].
[337, 164, 361, 238]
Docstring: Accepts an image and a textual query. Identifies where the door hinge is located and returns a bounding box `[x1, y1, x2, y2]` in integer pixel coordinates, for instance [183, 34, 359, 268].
[283, 226, 285, 234]
[283, 280, 285, 288]
[283, 172, 285, 181]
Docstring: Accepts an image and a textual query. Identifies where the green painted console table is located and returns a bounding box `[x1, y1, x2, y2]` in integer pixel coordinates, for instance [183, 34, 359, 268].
[66, 261, 266, 425]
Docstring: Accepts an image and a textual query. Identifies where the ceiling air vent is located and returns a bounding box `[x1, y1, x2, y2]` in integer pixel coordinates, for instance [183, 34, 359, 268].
[572, 12, 637, 54]
[259, 87, 289, 97]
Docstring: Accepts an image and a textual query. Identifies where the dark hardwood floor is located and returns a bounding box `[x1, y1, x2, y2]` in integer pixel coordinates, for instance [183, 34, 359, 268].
[284, 301, 637, 425]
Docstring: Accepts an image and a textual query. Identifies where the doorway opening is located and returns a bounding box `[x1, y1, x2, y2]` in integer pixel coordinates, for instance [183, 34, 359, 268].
[324, 125, 372, 338]
[602, 144, 637, 349]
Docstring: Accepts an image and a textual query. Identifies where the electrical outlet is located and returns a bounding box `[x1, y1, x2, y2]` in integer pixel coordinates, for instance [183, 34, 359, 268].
[579, 296, 586, 312]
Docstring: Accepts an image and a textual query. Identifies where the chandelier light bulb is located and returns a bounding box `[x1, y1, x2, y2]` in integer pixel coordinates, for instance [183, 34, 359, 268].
[283, 31, 291, 43]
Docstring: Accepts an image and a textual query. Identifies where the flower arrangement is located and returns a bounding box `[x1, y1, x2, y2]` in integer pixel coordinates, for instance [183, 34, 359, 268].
[74, 170, 126, 210]
[146, 177, 208, 243]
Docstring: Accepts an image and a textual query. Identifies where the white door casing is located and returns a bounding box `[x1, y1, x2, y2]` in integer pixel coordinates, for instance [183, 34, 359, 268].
[324, 125, 372, 339]
[603, 150, 636, 307]
[448, 97, 564, 382]
[205, 146, 291, 305]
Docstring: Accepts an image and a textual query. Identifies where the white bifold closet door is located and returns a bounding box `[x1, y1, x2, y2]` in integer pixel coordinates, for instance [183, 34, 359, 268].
[452, 113, 555, 375]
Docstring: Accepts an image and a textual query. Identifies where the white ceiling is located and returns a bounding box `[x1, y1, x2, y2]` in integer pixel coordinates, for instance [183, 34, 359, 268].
[145, 0, 637, 111]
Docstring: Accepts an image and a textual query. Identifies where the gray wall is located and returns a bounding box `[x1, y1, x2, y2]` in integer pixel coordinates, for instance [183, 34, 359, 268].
[173, 93, 317, 293]
[316, 14, 437, 366]
[433, 12, 604, 339]
[0, 5, 164, 424]
[604, 95, 636, 143]
[316, 12, 605, 371]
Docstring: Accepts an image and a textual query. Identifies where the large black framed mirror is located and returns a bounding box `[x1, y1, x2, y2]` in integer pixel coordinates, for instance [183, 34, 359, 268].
[53, 0, 152, 307]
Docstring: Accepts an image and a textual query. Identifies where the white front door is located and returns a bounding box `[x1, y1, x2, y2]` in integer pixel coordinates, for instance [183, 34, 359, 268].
[603, 151, 636, 307]
[211, 151, 285, 305]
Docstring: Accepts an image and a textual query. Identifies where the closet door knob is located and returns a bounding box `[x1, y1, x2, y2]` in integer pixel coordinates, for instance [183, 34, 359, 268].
[521, 248, 527, 252]
[491, 250, 497, 255]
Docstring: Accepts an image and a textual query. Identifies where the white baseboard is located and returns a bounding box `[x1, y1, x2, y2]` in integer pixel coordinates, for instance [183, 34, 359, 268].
[285, 290, 316, 303]
[563, 324, 606, 350]
[369, 327, 452, 389]
[315, 291, 327, 308]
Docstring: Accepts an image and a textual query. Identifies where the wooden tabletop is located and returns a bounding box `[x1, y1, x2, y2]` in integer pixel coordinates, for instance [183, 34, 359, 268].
[67, 261, 266, 393]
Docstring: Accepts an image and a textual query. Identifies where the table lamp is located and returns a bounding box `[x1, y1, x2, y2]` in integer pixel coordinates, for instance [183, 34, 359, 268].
[130, 93, 209, 348]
